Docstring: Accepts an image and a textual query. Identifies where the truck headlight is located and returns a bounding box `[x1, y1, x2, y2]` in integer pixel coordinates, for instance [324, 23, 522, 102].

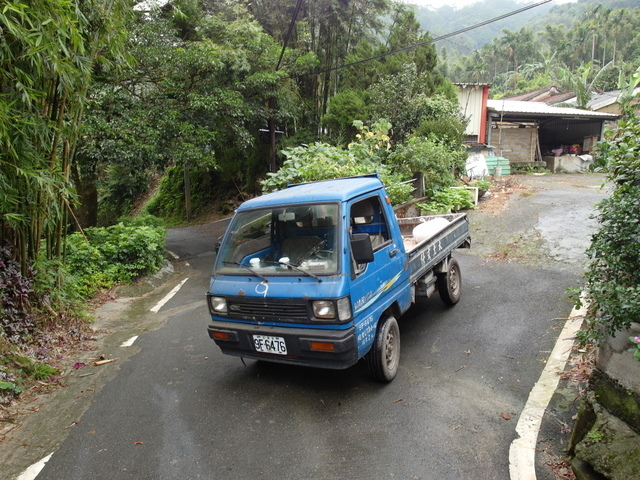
[312, 300, 334, 319]
[312, 297, 351, 322]
[207, 295, 227, 315]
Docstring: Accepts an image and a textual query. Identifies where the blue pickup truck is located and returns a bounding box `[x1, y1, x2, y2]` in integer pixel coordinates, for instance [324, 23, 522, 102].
[206, 174, 470, 381]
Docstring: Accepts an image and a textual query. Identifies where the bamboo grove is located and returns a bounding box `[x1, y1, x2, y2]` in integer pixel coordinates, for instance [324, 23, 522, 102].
[0, 0, 132, 274]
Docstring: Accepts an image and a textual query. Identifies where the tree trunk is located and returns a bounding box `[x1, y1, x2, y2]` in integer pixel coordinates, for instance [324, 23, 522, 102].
[413, 172, 425, 198]
[184, 164, 192, 221]
[77, 183, 99, 228]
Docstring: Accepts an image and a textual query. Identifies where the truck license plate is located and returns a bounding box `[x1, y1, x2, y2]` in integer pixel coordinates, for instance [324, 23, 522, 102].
[253, 335, 287, 355]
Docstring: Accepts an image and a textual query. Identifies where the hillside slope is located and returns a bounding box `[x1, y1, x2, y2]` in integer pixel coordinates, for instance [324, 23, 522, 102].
[410, 0, 640, 52]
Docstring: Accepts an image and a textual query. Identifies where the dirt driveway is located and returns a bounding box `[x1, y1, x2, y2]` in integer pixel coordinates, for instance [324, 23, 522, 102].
[467, 172, 607, 273]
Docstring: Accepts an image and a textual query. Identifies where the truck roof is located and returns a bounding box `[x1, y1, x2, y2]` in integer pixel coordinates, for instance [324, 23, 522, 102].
[237, 175, 385, 210]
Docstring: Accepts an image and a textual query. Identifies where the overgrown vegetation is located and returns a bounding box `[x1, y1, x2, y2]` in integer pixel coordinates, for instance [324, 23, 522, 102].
[261, 120, 415, 204]
[577, 108, 640, 345]
[510, 163, 550, 174]
[65, 216, 166, 297]
[0, 246, 36, 343]
[1, 215, 165, 404]
[418, 188, 476, 215]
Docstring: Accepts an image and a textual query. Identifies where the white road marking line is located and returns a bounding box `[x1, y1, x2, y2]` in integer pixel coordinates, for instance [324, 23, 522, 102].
[150, 278, 188, 313]
[120, 335, 139, 347]
[509, 299, 588, 480]
[17, 452, 53, 480]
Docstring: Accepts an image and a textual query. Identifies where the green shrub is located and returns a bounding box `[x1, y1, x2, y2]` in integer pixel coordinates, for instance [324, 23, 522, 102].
[471, 179, 492, 192]
[387, 134, 467, 199]
[0, 354, 57, 404]
[578, 112, 640, 344]
[261, 120, 414, 205]
[417, 187, 476, 214]
[65, 216, 166, 297]
[510, 163, 549, 174]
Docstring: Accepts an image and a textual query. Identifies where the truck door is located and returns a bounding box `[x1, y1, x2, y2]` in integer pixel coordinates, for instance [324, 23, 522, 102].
[348, 195, 406, 356]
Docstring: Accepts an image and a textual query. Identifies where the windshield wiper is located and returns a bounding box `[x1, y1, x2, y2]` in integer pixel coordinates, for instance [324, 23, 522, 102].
[223, 261, 269, 283]
[276, 259, 323, 283]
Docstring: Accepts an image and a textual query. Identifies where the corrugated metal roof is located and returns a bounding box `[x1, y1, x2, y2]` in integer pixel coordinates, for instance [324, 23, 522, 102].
[583, 87, 640, 110]
[487, 100, 619, 119]
[454, 83, 491, 87]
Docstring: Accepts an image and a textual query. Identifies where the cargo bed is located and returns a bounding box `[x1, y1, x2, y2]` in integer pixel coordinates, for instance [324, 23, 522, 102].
[396, 213, 470, 285]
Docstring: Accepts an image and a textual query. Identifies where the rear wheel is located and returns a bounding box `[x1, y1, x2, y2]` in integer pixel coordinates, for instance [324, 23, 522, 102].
[437, 258, 462, 306]
[367, 315, 400, 382]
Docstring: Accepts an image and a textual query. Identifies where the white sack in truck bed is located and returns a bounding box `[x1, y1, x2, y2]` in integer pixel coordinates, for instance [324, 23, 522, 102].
[402, 217, 451, 251]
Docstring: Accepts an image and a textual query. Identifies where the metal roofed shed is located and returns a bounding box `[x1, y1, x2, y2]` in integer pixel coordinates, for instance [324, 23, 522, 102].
[486, 100, 619, 170]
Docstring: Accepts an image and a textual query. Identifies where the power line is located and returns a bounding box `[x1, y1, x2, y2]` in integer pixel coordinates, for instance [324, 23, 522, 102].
[276, 0, 305, 71]
[308, 0, 552, 76]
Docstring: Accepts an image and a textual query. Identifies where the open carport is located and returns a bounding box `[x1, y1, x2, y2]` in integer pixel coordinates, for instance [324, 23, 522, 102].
[486, 100, 619, 169]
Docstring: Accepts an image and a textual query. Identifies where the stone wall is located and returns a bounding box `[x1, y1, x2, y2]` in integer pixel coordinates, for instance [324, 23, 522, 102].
[570, 324, 640, 480]
[596, 323, 640, 393]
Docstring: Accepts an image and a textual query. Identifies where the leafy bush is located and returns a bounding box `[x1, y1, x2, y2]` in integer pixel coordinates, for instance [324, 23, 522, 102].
[261, 120, 414, 205]
[387, 135, 467, 199]
[470, 178, 492, 193]
[321, 89, 368, 143]
[0, 354, 58, 405]
[65, 216, 166, 297]
[417, 187, 476, 214]
[0, 372, 23, 404]
[510, 163, 549, 174]
[411, 94, 468, 148]
[578, 112, 640, 343]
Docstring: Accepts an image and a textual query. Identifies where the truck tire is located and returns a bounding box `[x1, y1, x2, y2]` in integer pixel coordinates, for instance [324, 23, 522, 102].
[437, 257, 461, 306]
[367, 315, 400, 382]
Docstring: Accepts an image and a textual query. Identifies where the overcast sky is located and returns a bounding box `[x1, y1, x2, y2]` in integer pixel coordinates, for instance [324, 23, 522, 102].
[398, 0, 576, 10]
[398, 0, 478, 8]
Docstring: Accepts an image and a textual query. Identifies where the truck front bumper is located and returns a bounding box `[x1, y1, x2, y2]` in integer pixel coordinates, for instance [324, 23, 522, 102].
[207, 320, 358, 370]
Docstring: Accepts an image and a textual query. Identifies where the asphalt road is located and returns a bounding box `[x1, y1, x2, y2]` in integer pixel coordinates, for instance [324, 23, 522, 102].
[3, 173, 608, 480]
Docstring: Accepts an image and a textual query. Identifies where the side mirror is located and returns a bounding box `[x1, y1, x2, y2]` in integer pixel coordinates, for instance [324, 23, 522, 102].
[215, 235, 223, 254]
[351, 233, 373, 264]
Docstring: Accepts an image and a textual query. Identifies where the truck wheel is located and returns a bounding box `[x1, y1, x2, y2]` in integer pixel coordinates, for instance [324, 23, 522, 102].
[367, 315, 400, 382]
[437, 258, 461, 306]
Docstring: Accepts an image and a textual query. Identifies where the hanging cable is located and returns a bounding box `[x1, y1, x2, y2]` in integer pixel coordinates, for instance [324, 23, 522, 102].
[306, 0, 552, 76]
[276, 0, 305, 71]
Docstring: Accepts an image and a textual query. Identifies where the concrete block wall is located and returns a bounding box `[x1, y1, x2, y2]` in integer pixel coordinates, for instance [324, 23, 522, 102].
[491, 125, 536, 163]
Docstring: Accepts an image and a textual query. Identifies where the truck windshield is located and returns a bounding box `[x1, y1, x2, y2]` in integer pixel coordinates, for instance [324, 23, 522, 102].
[215, 203, 340, 277]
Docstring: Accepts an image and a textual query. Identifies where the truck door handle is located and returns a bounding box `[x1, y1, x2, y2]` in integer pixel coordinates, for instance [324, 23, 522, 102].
[389, 248, 400, 258]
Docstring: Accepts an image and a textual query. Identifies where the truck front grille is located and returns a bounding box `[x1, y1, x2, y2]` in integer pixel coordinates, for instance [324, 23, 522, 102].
[227, 297, 309, 322]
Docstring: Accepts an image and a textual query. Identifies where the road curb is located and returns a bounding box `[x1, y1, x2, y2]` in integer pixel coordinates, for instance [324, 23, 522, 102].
[509, 298, 588, 480]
